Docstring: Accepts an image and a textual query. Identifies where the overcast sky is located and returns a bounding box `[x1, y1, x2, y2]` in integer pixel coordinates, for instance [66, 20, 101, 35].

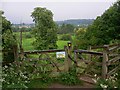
[1, 0, 117, 24]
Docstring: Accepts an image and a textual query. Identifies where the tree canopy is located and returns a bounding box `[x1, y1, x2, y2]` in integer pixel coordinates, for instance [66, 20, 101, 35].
[85, 1, 120, 46]
[58, 24, 75, 34]
[31, 7, 58, 50]
[75, 1, 120, 49]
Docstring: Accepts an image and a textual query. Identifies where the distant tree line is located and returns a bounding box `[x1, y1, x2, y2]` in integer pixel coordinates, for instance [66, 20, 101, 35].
[56, 19, 94, 26]
[58, 24, 75, 34]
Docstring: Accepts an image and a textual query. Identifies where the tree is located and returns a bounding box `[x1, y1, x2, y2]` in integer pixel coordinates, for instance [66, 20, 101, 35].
[1, 11, 17, 64]
[74, 28, 88, 49]
[58, 24, 75, 34]
[60, 34, 72, 41]
[31, 7, 58, 50]
[76, 1, 120, 48]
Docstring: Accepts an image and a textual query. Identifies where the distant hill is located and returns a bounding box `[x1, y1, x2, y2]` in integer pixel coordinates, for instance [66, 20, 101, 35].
[56, 19, 94, 26]
[12, 19, 94, 27]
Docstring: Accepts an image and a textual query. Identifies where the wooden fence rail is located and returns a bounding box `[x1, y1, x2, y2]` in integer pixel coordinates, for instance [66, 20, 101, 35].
[19, 49, 65, 54]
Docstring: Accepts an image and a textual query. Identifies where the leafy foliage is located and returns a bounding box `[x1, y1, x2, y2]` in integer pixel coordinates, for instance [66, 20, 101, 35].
[58, 24, 75, 34]
[1, 11, 17, 64]
[95, 73, 119, 89]
[85, 1, 120, 46]
[57, 67, 82, 85]
[74, 1, 120, 49]
[60, 34, 72, 41]
[31, 7, 58, 50]
[74, 28, 88, 49]
[2, 59, 53, 88]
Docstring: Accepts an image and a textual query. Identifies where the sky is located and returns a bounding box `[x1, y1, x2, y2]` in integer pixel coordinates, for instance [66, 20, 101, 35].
[1, 0, 117, 24]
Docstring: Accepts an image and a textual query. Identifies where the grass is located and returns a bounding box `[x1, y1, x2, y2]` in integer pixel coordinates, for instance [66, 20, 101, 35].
[14, 32, 70, 51]
[22, 38, 35, 51]
[57, 40, 69, 49]
[22, 38, 69, 50]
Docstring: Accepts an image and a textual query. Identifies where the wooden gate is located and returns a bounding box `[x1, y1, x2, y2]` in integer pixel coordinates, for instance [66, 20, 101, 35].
[74, 44, 120, 79]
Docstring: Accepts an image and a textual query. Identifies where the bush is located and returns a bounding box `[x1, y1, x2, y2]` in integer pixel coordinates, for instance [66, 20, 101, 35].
[57, 67, 82, 85]
[60, 34, 72, 41]
[2, 59, 54, 88]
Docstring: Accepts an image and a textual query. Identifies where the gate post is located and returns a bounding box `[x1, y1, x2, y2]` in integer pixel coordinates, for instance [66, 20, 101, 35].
[64, 45, 69, 72]
[102, 45, 109, 79]
[67, 42, 72, 69]
[13, 45, 18, 61]
[74, 46, 78, 66]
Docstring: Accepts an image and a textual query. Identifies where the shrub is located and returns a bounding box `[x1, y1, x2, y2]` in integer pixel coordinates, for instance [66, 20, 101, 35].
[60, 34, 72, 41]
[57, 67, 82, 85]
[2, 59, 54, 88]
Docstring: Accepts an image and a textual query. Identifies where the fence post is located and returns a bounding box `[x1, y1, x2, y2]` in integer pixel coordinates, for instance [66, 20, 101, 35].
[64, 45, 69, 72]
[13, 45, 18, 61]
[67, 42, 72, 69]
[102, 45, 109, 79]
[74, 46, 78, 66]
[20, 48, 24, 60]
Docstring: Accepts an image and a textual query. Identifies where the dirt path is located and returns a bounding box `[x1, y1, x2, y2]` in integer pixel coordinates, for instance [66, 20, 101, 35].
[48, 83, 94, 88]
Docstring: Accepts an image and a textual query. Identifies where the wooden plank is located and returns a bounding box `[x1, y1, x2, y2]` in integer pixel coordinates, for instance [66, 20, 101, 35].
[74, 50, 103, 56]
[64, 45, 69, 72]
[19, 49, 65, 54]
[67, 42, 72, 68]
[108, 44, 120, 47]
[102, 48, 108, 79]
[91, 45, 109, 49]
[80, 60, 102, 66]
[109, 46, 120, 52]
[109, 54, 119, 57]
[74, 52, 78, 66]
[107, 65, 120, 78]
[107, 56, 120, 66]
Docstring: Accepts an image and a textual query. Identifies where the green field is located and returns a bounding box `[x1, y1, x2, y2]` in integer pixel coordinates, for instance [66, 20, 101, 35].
[14, 32, 70, 51]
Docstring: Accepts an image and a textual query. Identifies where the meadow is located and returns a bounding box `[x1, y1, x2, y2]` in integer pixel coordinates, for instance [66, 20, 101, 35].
[14, 32, 70, 51]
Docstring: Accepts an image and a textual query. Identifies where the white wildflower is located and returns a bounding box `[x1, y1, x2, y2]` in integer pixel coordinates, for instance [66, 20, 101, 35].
[4, 65, 8, 68]
[100, 84, 108, 88]
[92, 78, 97, 83]
[97, 77, 100, 80]
[94, 74, 97, 77]
[105, 79, 108, 81]
[25, 81, 28, 83]
[115, 73, 118, 76]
